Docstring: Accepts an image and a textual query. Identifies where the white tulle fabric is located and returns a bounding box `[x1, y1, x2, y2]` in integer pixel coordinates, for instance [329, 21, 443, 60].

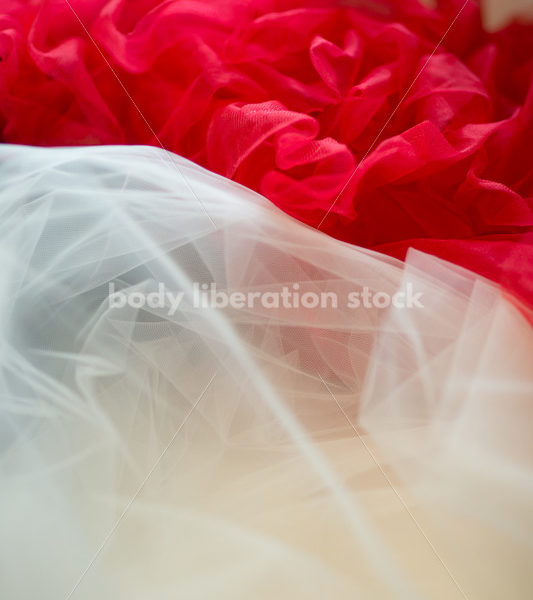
[0, 144, 532, 600]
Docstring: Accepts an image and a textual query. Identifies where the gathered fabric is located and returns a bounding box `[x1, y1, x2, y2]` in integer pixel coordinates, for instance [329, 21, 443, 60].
[1, 143, 532, 599]
[1, 0, 532, 306]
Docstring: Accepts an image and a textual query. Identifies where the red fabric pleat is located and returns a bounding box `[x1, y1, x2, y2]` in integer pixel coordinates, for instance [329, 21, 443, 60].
[1, 0, 532, 307]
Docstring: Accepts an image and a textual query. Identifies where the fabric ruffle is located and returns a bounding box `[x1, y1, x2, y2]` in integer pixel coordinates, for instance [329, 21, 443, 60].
[1, 143, 532, 599]
[0, 0, 532, 307]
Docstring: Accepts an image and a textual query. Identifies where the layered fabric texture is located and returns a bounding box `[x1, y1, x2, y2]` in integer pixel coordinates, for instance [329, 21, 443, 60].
[1, 0, 533, 307]
[1, 144, 532, 599]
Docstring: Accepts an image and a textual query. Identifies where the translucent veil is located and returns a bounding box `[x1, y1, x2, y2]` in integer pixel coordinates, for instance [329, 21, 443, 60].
[1, 144, 531, 599]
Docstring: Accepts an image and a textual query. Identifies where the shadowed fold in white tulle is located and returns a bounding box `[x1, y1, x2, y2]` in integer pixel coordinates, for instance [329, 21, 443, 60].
[0, 145, 532, 599]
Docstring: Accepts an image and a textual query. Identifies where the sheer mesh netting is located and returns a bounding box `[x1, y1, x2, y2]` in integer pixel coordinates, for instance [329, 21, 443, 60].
[1, 144, 532, 599]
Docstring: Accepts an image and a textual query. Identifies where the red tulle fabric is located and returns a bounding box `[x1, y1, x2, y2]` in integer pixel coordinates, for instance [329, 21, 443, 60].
[1, 0, 532, 307]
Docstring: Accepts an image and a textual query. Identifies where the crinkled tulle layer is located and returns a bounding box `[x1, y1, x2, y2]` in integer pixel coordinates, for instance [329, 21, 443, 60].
[1, 0, 533, 306]
[1, 144, 532, 599]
